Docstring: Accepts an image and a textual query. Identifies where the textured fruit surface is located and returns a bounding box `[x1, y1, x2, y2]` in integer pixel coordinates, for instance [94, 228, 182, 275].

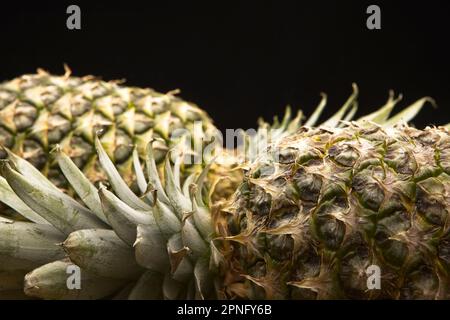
[0, 68, 212, 187]
[217, 124, 450, 299]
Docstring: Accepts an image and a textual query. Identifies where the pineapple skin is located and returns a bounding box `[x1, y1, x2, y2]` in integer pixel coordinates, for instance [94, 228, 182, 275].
[216, 124, 450, 299]
[0, 69, 213, 187]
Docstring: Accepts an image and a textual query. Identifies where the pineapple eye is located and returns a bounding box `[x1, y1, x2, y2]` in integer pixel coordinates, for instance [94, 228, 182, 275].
[353, 170, 385, 211]
[290, 247, 322, 299]
[374, 226, 408, 268]
[134, 112, 154, 133]
[374, 228, 389, 246]
[0, 127, 14, 150]
[70, 94, 91, 116]
[314, 214, 346, 251]
[149, 136, 168, 163]
[382, 240, 409, 268]
[358, 126, 384, 141]
[23, 85, 62, 107]
[400, 264, 439, 299]
[47, 115, 71, 144]
[18, 74, 43, 90]
[416, 186, 447, 226]
[22, 139, 47, 170]
[0, 90, 16, 109]
[385, 144, 416, 175]
[293, 167, 322, 203]
[377, 211, 411, 236]
[14, 102, 38, 131]
[295, 149, 322, 165]
[275, 147, 297, 164]
[416, 131, 440, 146]
[111, 99, 128, 115]
[320, 180, 347, 203]
[247, 260, 266, 278]
[328, 144, 359, 167]
[79, 81, 110, 99]
[313, 201, 347, 250]
[114, 145, 133, 164]
[69, 136, 93, 167]
[339, 244, 372, 296]
[114, 130, 133, 164]
[378, 193, 406, 216]
[248, 186, 272, 217]
[265, 234, 294, 261]
[438, 138, 450, 174]
[40, 86, 62, 106]
[437, 231, 450, 269]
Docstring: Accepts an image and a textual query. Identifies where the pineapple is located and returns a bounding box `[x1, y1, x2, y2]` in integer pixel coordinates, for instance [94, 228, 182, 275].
[0, 71, 449, 299]
[217, 124, 450, 299]
[0, 67, 214, 187]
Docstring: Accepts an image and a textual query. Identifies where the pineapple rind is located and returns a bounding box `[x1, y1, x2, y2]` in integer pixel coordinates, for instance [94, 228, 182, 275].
[216, 124, 450, 299]
[0, 70, 212, 188]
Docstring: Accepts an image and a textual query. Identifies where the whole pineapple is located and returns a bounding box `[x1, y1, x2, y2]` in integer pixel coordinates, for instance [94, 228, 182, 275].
[1, 71, 449, 299]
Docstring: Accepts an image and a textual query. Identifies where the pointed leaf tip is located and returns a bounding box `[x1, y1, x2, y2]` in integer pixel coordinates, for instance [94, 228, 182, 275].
[305, 92, 327, 127]
[95, 135, 151, 211]
[384, 96, 435, 127]
[321, 84, 358, 128]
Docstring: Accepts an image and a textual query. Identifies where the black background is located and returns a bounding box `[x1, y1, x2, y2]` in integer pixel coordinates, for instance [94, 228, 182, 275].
[1, 0, 449, 131]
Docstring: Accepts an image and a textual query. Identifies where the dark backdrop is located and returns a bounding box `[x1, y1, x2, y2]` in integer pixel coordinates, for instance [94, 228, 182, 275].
[1, 0, 449, 131]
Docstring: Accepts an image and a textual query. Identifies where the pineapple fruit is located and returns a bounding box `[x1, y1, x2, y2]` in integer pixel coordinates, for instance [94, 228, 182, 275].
[217, 124, 450, 299]
[0, 71, 449, 300]
[0, 67, 214, 187]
